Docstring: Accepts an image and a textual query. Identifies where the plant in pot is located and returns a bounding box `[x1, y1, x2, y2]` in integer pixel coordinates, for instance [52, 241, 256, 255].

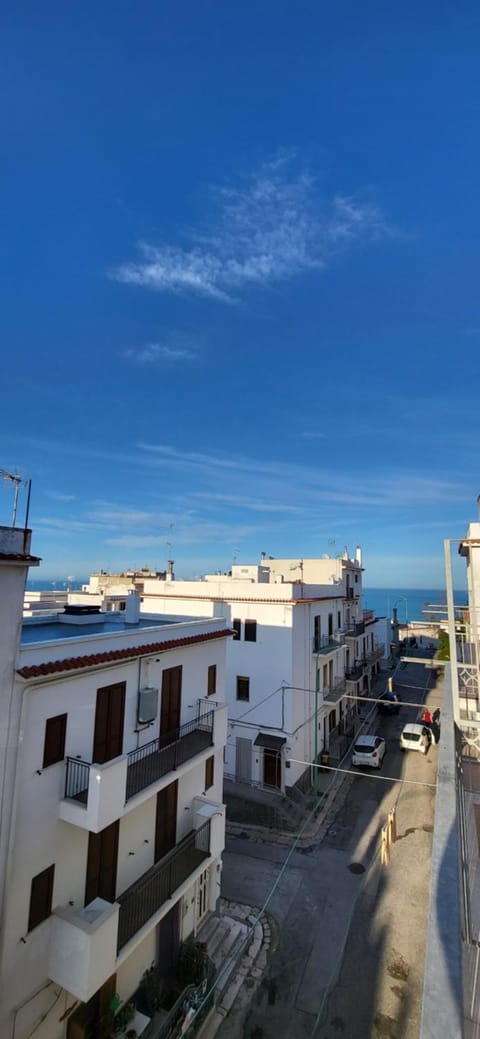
[112, 1001, 135, 1035]
[137, 966, 164, 1015]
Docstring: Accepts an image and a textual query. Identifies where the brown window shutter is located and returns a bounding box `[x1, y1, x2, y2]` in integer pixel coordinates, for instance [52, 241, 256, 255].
[43, 713, 67, 768]
[207, 665, 216, 696]
[205, 755, 214, 790]
[28, 864, 54, 932]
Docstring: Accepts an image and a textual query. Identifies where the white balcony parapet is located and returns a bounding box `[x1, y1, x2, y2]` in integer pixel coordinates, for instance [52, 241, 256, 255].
[49, 897, 120, 1003]
[193, 797, 226, 860]
[59, 754, 128, 833]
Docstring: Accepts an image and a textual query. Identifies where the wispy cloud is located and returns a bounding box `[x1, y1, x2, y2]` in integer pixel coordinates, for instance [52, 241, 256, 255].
[123, 332, 199, 366]
[111, 157, 391, 302]
[45, 490, 77, 502]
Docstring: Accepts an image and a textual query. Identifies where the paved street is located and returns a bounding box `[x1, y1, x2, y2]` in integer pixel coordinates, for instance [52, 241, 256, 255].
[217, 656, 441, 1039]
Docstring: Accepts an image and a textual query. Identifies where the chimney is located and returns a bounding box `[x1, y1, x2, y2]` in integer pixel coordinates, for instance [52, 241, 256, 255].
[355, 545, 362, 566]
[166, 559, 175, 582]
[124, 590, 140, 624]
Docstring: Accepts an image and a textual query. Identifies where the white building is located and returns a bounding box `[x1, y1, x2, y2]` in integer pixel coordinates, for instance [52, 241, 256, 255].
[459, 512, 480, 647]
[0, 527, 228, 1039]
[82, 550, 385, 796]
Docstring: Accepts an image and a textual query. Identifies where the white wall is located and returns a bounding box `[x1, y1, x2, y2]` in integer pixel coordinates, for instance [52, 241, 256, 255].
[0, 625, 228, 1039]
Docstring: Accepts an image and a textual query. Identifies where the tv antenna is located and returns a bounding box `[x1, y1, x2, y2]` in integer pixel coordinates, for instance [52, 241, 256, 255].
[0, 468, 25, 527]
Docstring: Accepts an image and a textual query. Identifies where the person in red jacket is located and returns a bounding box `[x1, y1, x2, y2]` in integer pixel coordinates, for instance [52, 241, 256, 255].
[423, 708, 432, 725]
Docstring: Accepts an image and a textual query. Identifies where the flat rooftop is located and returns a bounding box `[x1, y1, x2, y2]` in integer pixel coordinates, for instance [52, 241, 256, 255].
[20, 615, 179, 645]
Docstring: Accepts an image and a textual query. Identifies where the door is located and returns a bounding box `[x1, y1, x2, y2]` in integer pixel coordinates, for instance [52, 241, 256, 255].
[263, 750, 281, 788]
[235, 736, 252, 782]
[197, 867, 209, 924]
[157, 902, 180, 979]
[85, 821, 119, 906]
[160, 666, 182, 743]
[155, 780, 178, 863]
[92, 682, 126, 764]
[67, 973, 117, 1039]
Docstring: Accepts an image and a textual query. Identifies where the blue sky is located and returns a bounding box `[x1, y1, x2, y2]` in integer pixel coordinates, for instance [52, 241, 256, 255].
[1, 2, 479, 587]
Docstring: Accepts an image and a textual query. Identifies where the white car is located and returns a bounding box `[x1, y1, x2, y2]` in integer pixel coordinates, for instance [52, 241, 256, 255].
[352, 734, 386, 769]
[400, 723, 433, 755]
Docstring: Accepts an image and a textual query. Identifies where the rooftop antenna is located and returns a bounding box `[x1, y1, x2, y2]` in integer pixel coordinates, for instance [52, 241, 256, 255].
[0, 468, 23, 527]
[166, 523, 175, 579]
[233, 547, 239, 564]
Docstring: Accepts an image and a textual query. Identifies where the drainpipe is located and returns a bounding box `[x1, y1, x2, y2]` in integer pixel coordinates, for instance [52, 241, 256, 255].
[313, 654, 320, 792]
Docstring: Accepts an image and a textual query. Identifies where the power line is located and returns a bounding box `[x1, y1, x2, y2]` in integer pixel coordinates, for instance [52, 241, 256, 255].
[286, 757, 438, 788]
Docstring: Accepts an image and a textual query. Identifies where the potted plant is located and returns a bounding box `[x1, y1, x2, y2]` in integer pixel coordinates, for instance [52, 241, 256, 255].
[137, 966, 164, 1016]
[112, 1002, 135, 1035]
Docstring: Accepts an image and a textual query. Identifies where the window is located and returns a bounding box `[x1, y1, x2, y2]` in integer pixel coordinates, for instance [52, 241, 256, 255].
[232, 618, 241, 640]
[236, 676, 250, 702]
[244, 620, 257, 642]
[207, 664, 217, 696]
[42, 713, 67, 768]
[205, 755, 214, 790]
[337, 612, 341, 630]
[28, 865, 54, 932]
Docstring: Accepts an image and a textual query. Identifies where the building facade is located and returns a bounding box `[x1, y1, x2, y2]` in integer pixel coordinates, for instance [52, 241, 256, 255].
[82, 551, 385, 795]
[0, 531, 228, 1039]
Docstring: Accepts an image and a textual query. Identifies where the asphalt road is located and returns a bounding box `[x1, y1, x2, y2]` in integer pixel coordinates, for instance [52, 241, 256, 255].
[217, 655, 441, 1039]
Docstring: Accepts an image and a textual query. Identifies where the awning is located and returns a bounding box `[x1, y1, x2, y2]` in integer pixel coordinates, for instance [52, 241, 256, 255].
[254, 733, 287, 751]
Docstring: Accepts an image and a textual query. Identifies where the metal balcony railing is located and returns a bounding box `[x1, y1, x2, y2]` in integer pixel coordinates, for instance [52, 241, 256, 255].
[64, 757, 90, 804]
[365, 643, 385, 664]
[345, 621, 365, 638]
[323, 677, 346, 703]
[63, 711, 215, 808]
[126, 711, 214, 801]
[345, 661, 365, 680]
[117, 820, 211, 952]
[312, 633, 345, 654]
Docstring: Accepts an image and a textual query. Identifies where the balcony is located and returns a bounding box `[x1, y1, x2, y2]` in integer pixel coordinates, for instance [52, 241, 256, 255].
[117, 819, 211, 952]
[59, 706, 223, 832]
[323, 677, 346, 704]
[345, 621, 365, 638]
[365, 643, 385, 665]
[312, 633, 345, 654]
[126, 713, 214, 800]
[50, 804, 224, 1002]
[363, 609, 375, 623]
[345, 662, 365, 681]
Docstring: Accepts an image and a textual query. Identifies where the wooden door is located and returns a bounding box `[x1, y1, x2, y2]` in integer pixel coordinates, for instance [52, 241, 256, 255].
[92, 682, 126, 764]
[67, 973, 117, 1039]
[157, 902, 180, 979]
[263, 750, 281, 788]
[85, 821, 119, 906]
[155, 781, 178, 863]
[160, 666, 182, 742]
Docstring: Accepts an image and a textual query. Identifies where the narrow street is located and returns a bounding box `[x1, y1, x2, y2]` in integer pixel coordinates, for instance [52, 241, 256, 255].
[217, 656, 441, 1039]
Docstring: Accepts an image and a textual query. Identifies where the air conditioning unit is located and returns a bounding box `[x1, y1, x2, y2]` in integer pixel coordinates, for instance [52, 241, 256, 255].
[137, 687, 159, 725]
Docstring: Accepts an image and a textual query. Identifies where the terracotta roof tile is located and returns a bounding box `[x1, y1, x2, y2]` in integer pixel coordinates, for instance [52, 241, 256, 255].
[17, 627, 234, 679]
